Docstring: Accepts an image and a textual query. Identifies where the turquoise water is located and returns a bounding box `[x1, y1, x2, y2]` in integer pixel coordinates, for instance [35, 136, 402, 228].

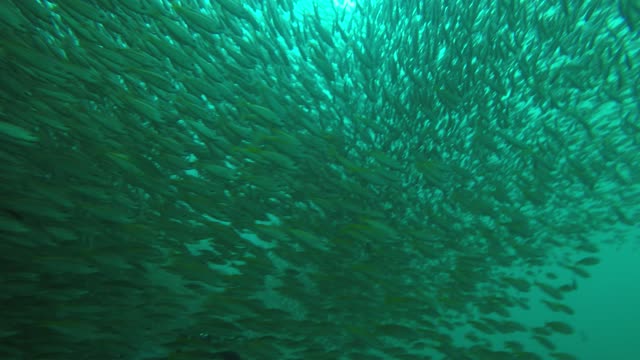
[552, 237, 640, 360]
[502, 229, 640, 360]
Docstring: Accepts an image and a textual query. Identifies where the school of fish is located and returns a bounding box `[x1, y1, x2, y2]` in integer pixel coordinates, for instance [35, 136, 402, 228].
[1, 0, 639, 359]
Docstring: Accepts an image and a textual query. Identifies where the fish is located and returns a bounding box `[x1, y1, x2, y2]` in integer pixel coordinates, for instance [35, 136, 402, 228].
[1, 0, 638, 359]
[0, 120, 39, 145]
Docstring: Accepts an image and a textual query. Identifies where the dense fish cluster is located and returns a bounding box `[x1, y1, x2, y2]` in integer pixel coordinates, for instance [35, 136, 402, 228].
[1, 0, 639, 359]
